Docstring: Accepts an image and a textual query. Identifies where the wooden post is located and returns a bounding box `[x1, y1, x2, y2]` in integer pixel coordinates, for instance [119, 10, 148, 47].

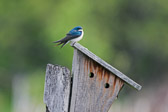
[44, 64, 71, 112]
[43, 43, 142, 112]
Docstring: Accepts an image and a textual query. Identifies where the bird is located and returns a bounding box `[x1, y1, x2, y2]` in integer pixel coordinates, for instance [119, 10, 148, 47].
[53, 26, 84, 48]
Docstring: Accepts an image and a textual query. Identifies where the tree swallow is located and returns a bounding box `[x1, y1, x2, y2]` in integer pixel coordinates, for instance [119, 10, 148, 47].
[53, 26, 84, 48]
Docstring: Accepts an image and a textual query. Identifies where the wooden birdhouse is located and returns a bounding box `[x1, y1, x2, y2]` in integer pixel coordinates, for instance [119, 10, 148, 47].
[44, 43, 142, 112]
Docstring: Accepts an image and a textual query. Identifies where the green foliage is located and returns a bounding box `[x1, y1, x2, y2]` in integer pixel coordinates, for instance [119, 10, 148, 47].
[0, 91, 11, 112]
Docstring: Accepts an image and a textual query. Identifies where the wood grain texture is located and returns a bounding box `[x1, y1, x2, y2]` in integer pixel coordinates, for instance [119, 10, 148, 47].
[71, 43, 142, 91]
[70, 49, 124, 112]
[44, 64, 71, 112]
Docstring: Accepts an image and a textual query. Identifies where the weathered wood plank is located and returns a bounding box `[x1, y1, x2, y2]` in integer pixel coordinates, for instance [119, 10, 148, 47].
[71, 43, 142, 91]
[44, 64, 71, 112]
[70, 49, 124, 112]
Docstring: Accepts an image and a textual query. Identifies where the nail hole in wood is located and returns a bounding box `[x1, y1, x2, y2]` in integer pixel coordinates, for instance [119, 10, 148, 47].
[104, 83, 110, 88]
[89, 72, 94, 78]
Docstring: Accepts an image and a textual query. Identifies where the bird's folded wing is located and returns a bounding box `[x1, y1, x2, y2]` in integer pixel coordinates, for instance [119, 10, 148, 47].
[66, 31, 81, 39]
[54, 31, 81, 43]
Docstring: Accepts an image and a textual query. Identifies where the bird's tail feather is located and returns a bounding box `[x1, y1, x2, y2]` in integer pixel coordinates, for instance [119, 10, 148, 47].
[53, 40, 61, 43]
[54, 40, 69, 48]
[60, 43, 66, 48]
[60, 41, 69, 48]
[53, 39, 63, 47]
[55, 42, 62, 46]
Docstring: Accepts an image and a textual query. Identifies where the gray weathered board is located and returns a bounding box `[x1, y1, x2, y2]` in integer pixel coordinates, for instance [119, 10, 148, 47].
[71, 43, 142, 91]
[70, 49, 124, 112]
[44, 64, 71, 112]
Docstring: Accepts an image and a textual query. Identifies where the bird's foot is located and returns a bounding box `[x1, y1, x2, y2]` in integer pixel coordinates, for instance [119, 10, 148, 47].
[70, 42, 76, 46]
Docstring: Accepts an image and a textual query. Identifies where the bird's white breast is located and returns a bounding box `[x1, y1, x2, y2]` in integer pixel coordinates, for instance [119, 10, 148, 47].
[71, 30, 84, 43]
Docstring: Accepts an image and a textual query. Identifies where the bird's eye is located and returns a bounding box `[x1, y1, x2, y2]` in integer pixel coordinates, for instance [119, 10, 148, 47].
[78, 28, 82, 31]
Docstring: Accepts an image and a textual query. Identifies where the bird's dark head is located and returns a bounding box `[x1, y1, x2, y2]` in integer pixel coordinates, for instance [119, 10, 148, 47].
[73, 26, 83, 31]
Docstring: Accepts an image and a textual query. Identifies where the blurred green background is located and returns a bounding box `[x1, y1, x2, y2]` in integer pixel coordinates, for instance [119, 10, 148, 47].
[0, 0, 168, 112]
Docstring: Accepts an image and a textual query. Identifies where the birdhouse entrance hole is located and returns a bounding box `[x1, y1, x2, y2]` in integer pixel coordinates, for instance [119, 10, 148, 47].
[89, 72, 94, 78]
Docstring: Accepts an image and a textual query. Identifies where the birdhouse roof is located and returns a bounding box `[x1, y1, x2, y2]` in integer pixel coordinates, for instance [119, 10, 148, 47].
[71, 43, 142, 91]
